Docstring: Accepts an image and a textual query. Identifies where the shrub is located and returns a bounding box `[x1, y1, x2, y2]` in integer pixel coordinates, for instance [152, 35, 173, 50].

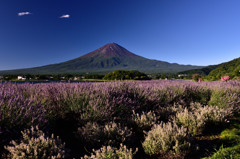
[176, 108, 200, 136]
[209, 89, 240, 115]
[176, 105, 228, 136]
[103, 70, 150, 80]
[103, 122, 132, 146]
[142, 121, 190, 157]
[1, 80, 240, 158]
[78, 83, 149, 122]
[4, 126, 67, 159]
[199, 106, 228, 124]
[192, 74, 201, 82]
[81, 144, 138, 159]
[131, 110, 158, 131]
[0, 93, 47, 130]
[77, 121, 132, 148]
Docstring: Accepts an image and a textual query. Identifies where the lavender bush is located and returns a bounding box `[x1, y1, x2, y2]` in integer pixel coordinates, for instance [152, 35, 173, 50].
[209, 89, 240, 115]
[131, 110, 158, 131]
[77, 121, 132, 149]
[81, 144, 138, 159]
[176, 105, 228, 136]
[142, 121, 191, 157]
[0, 83, 47, 129]
[4, 126, 67, 159]
[0, 80, 239, 158]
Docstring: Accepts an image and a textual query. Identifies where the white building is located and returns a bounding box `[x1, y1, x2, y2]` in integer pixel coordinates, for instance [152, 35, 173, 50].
[74, 77, 81, 80]
[18, 76, 26, 80]
[178, 74, 187, 78]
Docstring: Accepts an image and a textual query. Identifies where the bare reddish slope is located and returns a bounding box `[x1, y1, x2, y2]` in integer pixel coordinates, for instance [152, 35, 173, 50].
[83, 43, 137, 58]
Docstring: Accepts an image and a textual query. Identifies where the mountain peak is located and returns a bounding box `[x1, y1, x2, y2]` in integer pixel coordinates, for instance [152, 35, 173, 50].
[99, 43, 122, 52]
[84, 43, 136, 58]
[104, 42, 119, 47]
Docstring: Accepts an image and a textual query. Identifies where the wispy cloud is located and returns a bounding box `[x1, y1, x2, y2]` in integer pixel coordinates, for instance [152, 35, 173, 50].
[18, 12, 32, 16]
[60, 14, 70, 18]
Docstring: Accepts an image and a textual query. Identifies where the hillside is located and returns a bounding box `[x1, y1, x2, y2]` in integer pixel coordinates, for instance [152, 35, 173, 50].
[178, 65, 219, 76]
[208, 57, 240, 80]
[0, 43, 203, 75]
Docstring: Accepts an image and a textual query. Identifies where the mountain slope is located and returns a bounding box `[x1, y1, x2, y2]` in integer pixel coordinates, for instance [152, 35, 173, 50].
[178, 65, 219, 76]
[208, 57, 240, 79]
[0, 43, 203, 75]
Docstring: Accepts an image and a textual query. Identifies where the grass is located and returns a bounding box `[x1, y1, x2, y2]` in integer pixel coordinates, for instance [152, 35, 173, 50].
[204, 118, 240, 159]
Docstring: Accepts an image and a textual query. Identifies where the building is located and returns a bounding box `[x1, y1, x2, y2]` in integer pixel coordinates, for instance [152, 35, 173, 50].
[74, 77, 81, 80]
[178, 74, 187, 78]
[18, 76, 26, 80]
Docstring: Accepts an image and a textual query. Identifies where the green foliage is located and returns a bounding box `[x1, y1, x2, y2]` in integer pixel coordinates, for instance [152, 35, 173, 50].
[232, 65, 240, 80]
[206, 145, 240, 159]
[179, 65, 219, 77]
[2, 75, 17, 80]
[103, 70, 150, 80]
[208, 57, 240, 80]
[155, 73, 178, 79]
[209, 89, 240, 115]
[220, 123, 240, 146]
[84, 74, 104, 79]
[205, 121, 240, 159]
[192, 73, 201, 82]
[209, 90, 227, 108]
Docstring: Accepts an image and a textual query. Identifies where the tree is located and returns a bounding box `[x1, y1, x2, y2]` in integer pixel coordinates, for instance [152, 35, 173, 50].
[103, 70, 150, 80]
[192, 74, 201, 82]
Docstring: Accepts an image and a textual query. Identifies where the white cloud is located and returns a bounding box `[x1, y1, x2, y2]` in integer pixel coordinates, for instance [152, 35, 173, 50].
[18, 12, 32, 16]
[60, 14, 70, 18]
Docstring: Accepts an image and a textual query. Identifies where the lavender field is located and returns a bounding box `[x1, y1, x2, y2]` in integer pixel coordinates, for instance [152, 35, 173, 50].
[1, 80, 240, 158]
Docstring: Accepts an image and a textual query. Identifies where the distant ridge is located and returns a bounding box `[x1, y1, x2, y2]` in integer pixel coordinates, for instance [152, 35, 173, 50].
[0, 43, 203, 75]
[179, 65, 219, 76]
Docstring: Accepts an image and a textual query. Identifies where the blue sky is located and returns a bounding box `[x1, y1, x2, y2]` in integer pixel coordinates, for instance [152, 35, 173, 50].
[0, 0, 240, 70]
